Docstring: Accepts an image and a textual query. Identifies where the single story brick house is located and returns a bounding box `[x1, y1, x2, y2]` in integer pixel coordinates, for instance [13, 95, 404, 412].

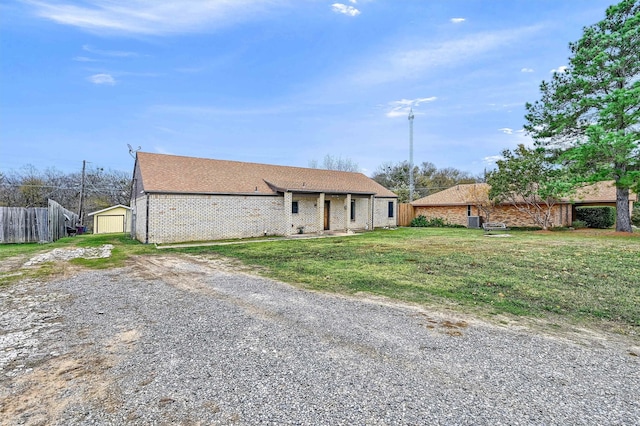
[411, 181, 635, 228]
[131, 152, 398, 244]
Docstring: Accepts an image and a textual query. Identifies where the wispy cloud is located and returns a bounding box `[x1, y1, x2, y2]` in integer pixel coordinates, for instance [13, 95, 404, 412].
[450, 18, 465, 23]
[521, 67, 534, 73]
[87, 73, 116, 85]
[73, 56, 100, 62]
[550, 65, 568, 74]
[354, 26, 541, 86]
[331, 3, 360, 17]
[83, 44, 138, 58]
[386, 97, 437, 118]
[498, 127, 526, 135]
[483, 155, 503, 165]
[24, 0, 287, 35]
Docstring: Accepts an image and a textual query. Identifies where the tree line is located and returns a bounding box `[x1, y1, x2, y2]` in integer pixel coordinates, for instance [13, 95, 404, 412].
[0, 165, 131, 226]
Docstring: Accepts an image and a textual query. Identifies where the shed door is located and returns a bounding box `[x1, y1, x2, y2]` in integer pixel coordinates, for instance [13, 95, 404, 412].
[96, 215, 125, 234]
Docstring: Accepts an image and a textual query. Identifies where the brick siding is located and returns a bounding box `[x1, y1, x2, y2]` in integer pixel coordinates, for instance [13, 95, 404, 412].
[374, 198, 397, 228]
[144, 193, 285, 244]
[132, 192, 399, 243]
[414, 204, 572, 228]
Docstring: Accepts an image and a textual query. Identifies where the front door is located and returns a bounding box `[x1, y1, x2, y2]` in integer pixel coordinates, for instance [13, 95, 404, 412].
[324, 200, 330, 230]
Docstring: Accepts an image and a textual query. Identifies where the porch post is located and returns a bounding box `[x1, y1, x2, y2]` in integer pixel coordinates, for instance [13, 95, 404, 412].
[368, 195, 374, 230]
[345, 194, 352, 232]
[284, 191, 293, 236]
[317, 192, 325, 234]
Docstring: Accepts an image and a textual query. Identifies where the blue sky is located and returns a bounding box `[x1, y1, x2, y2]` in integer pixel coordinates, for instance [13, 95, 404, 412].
[0, 0, 615, 177]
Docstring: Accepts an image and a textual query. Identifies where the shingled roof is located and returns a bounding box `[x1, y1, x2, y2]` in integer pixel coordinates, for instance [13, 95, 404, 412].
[411, 181, 635, 206]
[135, 152, 397, 197]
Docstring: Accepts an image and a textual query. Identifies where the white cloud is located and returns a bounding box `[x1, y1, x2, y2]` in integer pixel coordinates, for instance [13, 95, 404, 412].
[521, 67, 534, 73]
[25, 0, 287, 35]
[83, 44, 138, 57]
[550, 65, 568, 74]
[354, 26, 541, 86]
[450, 18, 465, 23]
[483, 155, 503, 165]
[73, 56, 99, 62]
[331, 3, 360, 16]
[386, 97, 437, 117]
[498, 127, 513, 135]
[87, 73, 116, 85]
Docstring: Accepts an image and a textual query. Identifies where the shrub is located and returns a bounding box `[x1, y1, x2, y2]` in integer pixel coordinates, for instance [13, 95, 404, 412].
[410, 215, 430, 227]
[571, 220, 587, 229]
[410, 215, 465, 228]
[576, 206, 615, 229]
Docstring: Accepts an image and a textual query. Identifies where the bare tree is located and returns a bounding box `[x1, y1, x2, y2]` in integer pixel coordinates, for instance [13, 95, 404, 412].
[309, 155, 360, 172]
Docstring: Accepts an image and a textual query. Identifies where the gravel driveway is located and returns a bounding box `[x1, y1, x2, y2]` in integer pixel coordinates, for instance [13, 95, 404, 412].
[1, 253, 639, 425]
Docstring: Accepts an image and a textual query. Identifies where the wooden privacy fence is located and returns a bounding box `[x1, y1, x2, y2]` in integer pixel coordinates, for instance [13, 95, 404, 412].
[0, 200, 79, 244]
[398, 203, 415, 227]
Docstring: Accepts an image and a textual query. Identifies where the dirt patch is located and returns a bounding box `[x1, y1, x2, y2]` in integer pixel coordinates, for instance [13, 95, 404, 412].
[0, 255, 30, 274]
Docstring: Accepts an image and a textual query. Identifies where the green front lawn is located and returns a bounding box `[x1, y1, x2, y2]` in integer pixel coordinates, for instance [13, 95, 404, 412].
[179, 228, 640, 329]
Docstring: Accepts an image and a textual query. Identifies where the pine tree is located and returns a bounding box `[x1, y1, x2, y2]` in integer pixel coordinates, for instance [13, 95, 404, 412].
[524, 0, 640, 232]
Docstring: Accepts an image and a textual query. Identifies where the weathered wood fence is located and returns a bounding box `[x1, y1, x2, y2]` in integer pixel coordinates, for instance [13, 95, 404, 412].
[398, 203, 415, 227]
[0, 200, 79, 243]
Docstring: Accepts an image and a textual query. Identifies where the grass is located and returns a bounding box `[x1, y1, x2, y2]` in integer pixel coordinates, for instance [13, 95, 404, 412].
[2, 228, 639, 332]
[177, 228, 640, 329]
[0, 233, 154, 285]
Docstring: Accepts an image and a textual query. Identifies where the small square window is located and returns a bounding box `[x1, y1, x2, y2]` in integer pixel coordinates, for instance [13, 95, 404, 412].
[292, 201, 299, 214]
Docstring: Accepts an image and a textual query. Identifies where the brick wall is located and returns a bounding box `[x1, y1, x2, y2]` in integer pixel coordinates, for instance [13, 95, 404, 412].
[145, 193, 285, 244]
[374, 198, 398, 228]
[414, 206, 470, 226]
[414, 203, 571, 228]
[291, 195, 320, 234]
[132, 192, 400, 243]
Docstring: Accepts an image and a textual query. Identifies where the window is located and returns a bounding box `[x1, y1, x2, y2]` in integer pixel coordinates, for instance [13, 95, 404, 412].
[388, 201, 394, 218]
[292, 201, 299, 214]
[467, 205, 472, 216]
[350, 199, 356, 221]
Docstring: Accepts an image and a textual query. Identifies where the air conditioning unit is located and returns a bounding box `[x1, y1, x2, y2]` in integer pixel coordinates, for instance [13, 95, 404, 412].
[467, 216, 481, 229]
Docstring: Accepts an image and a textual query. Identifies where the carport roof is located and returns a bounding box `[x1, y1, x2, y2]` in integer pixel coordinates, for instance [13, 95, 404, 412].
[135, 152, 397, 198]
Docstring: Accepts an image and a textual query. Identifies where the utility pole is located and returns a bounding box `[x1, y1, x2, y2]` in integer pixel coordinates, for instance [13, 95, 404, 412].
[408, 108, 415, 202]
[77, 160, 86, 227]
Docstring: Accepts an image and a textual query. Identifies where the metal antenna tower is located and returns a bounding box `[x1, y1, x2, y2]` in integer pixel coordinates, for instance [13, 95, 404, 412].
[408, 108, 415, 202]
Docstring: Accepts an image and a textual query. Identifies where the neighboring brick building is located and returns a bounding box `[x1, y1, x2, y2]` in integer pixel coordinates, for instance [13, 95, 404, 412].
[411, 182, 635, 228]
[131, 152, 398, 244]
